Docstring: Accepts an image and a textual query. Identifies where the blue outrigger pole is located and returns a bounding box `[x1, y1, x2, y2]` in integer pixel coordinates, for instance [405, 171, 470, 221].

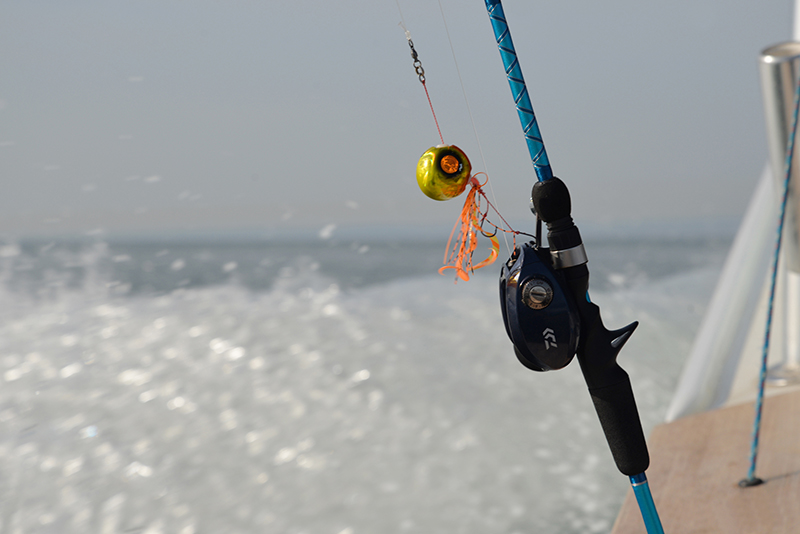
[485, 1, 665, 532]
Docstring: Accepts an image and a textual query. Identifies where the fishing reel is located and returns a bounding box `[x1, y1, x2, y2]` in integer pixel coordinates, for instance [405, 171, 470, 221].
[499, 177, 649, 477]
[500, 177, 587, 372]
[499, 242, 580, 371]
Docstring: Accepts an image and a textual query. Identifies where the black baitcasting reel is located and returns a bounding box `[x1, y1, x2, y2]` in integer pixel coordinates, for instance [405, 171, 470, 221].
[499, 177, 650, 477]
[499, 241, 580, 371]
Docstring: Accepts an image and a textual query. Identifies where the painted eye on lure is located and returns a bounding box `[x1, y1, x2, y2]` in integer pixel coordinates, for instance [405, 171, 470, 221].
[416, 145, 472, 201]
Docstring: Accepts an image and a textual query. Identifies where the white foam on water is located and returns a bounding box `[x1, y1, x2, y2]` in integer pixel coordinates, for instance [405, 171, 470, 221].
[0, 246, 720, 533]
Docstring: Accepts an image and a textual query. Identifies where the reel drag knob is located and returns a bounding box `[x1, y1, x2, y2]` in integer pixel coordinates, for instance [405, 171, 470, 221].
[521, 277, 553, 309]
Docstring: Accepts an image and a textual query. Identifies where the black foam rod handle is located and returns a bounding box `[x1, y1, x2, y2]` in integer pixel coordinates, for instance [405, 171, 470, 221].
[566, 269, 650, 476]
[575, 300, 650, 475]
[588, 372, 649, 476]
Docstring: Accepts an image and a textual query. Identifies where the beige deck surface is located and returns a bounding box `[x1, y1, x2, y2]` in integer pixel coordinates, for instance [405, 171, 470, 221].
[612, 389, 800, 534]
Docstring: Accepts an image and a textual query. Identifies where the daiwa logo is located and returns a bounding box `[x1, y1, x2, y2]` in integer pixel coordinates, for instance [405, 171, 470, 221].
[542, 328, 558, 350]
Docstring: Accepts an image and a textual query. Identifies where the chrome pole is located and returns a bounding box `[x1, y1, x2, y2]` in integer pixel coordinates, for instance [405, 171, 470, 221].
[759, 42, 800, 384]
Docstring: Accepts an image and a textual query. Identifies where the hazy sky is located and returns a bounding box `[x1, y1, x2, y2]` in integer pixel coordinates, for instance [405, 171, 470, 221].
[0, 0, 795, 239]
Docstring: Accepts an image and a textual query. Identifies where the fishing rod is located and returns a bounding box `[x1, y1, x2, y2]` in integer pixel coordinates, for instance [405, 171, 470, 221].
[483, 1, 665, 532]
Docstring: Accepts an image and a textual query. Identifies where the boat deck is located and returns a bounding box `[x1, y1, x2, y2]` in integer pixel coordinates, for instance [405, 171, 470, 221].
[612, 389, 800, 533]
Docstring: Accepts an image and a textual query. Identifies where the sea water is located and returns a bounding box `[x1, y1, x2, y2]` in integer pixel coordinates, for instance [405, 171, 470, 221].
[0, 234, 730, 534]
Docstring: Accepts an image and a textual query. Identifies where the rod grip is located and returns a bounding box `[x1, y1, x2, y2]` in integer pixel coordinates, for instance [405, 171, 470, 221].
[588, 373, 649, 476]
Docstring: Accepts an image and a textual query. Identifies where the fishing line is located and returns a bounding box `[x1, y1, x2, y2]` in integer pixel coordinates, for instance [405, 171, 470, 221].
[395, 0, 408, 35]
[396, 1, 445, 145]
[435, 0, 511, 254]
[741, 66, 800, 488]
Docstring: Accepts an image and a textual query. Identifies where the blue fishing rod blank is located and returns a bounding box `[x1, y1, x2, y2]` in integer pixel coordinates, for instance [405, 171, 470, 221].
[483, 0, 552, 182]
[631, 473, 665, 534]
